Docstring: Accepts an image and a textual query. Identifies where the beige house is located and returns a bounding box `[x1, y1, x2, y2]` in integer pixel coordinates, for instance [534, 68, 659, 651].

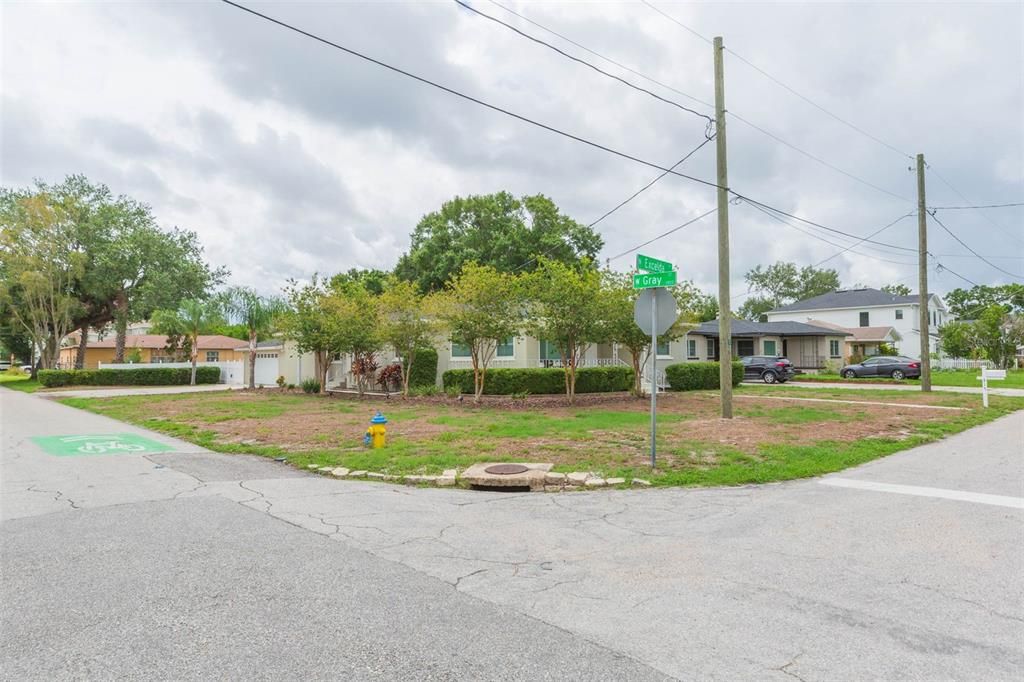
[59, 334, 246, 370]
[683, 320, 851, 371]
[806, 319, 900, 361]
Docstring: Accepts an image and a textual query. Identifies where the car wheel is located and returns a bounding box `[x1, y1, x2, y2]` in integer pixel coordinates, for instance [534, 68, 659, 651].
[891, 369, 905, 380]
[762, 371, 777, 384]
[842, 370, 857, 379]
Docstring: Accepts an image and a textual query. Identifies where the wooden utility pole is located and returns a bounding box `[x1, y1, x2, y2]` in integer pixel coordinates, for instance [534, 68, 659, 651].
[916, 153, 932, 391]
[714, 36, 733, 418]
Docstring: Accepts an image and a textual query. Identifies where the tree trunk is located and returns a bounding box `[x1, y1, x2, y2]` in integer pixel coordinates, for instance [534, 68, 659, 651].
[319, 355, 329, 396]
[76, 325, 89, 369]
[190, 337, 198, 385]
[402, 347, 414, 397]
[113, 314, 128, 363]
[248, 330, 257, 390]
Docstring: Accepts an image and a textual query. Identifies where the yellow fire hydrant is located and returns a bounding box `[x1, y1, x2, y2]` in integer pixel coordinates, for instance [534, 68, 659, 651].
[365, 411, 387, 448]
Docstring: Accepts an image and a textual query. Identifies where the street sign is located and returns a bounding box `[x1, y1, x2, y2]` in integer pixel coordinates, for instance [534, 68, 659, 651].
[634, 288, 678, 336]
[633, 271, 677, 289]
[636, 254, 673, 274]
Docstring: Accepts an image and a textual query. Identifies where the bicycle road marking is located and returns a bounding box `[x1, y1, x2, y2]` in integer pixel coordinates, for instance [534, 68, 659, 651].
[31, 434, 174, 457]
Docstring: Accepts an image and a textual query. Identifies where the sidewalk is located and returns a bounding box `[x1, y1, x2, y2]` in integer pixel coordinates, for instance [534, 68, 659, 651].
[780, 380, 1024, 398]
[38, 384, 241, 399]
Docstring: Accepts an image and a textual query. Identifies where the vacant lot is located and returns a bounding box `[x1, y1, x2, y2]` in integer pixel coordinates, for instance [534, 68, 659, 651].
[58, 385, 1023, 487]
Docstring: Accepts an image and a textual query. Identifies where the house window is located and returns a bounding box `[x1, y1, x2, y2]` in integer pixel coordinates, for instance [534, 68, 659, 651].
[496, 337, 514, 358]
[656, 339, 670, 356]
[707, 338, 716, 359]
[205, 351, 220, 362]
[859, 312, 869, 327]
[687, 339, 697, 358]
[539, 340, 560, 360]
[763, 340, 777, 356]
[737, 339, 754, 357]
[451, 341, 471, 358]
[829, 339, 841, 357]
[895, 309, 903, 320]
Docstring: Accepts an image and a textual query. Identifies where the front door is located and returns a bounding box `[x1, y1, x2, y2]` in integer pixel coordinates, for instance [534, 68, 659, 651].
[782, 339, 789, 358]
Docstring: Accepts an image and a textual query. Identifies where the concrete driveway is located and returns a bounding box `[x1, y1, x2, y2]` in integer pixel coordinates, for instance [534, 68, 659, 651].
[2, 388, 1022, 680]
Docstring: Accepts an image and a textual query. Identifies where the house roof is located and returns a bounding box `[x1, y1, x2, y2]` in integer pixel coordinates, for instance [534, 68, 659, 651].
[806, 319, 897, 343]
[234, 340, 284, 352]
[86, 334, 244, 350]
[769, 288, 924, 313]
[691, 320, 851, 338]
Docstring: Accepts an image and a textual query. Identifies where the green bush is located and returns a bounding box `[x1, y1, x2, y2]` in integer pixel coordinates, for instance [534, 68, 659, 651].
[664, 361, 743, 391]
[300, 378, 321, 394]
[409, 384, 440, 397]
[442, 366, 634, 395]
[38, 366, 221, 388]
[405, 347, 438, 388]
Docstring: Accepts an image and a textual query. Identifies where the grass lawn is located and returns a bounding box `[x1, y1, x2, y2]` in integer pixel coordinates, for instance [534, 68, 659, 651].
[58, 386, 1024, 488]
[793, 368, 1024, 388]
[0, 373, 40, 392]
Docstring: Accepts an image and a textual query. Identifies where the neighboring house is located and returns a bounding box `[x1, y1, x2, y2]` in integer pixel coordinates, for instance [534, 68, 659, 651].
[763, 288, 947, 359]
[237, 340, 317, 387]
[805, 319, 900, 361]
[59, 335, 246, 369]
[684, 320, 850, 371]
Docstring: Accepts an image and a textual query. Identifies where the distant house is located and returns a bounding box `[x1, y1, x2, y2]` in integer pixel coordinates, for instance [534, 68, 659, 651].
[59, 335, 246, 369]
[685, 320, 850, 371]
[805, 319, 900, 361]
[763, 288, 947, 360]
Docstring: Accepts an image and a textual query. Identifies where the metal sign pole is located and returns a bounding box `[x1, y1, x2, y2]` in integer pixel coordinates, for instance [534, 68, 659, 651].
[650, 290, 657, 468]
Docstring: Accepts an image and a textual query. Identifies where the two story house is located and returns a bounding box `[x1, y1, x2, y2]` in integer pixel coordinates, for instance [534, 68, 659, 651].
[764, 288, 948, 360]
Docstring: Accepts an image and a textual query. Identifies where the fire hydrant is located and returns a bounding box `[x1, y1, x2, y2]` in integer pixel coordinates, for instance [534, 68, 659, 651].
[365, 411, 387, 448]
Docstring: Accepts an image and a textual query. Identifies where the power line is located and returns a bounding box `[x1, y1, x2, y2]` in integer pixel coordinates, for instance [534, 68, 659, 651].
[455, 0, 714, 127]
[931, 258, 979, 287]
[640, 0, 914, 161]
[219, 0, 724, 192]
[930, 202, 1024, 210]
[926, 164, 1024, 246]
[811, 213, 916, 267]
[928, 211, 1024, 280]
[606, 208, 718, 262]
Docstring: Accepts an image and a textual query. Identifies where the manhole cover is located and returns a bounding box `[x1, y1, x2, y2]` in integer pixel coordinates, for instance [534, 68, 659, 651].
[485, 464, 529, 475]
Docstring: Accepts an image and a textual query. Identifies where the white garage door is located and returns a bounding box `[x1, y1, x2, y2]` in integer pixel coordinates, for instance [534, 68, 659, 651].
[254, 352, 280, 386]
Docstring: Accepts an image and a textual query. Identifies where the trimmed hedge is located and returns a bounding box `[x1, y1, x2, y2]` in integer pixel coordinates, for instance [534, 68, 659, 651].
[405, 347, 438, 388]
[664, 361, 743, 391]
[442, 365, 633, 395]
[38, 366, 221, 388]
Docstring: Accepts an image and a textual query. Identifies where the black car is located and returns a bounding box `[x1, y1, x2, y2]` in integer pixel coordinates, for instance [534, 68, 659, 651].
[741, 355, 795, 384]
[840, 355, 921, 380]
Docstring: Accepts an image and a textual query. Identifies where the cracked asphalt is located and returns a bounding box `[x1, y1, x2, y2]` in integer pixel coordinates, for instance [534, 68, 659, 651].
[2, 389, 1022, 680]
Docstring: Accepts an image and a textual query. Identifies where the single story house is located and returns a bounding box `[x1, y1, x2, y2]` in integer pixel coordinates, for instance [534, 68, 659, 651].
[805, 319, 900, 361]
[684, 320, 851, 371]
[59, 334, 246, 369]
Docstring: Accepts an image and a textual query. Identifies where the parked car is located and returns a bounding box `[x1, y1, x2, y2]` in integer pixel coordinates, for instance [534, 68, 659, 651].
[0, 362, 10, 372]
[741, 355, 795, 384]
[840, 356, 921, 380]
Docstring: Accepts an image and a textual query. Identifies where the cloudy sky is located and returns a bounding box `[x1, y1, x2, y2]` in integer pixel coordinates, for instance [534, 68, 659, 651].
[2, 1, 1021, 300]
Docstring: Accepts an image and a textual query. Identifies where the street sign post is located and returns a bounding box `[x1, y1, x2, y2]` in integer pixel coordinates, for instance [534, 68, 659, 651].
[633, 286, 679, 469]
[979, 366, 1007, 408]
[633, 271, 677, 289]
[636, 254, 673, 274]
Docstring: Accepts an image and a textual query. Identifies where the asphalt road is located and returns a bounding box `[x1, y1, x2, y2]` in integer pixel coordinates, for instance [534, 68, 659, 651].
[2, 388, 1022, 680]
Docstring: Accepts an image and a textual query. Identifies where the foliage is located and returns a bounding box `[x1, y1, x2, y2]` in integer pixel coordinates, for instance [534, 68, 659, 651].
[739, 262, 841, 319]
[409, 384, 440, 397]
[222, 286, 287, 390]
[377, 362, 404, 393]
[736, 295, 776, 322]
[405, 347, 438, 388]
[378, 277, 440, 396]
[882, 283, 912, 296]
[350, 352, 380, 396]
[877, 342, 898, 356]
[944, 284, 1024, 319]
[664, 361, 744, 391]
[150, 298, 225, 385]
[276, 375, 286, 388]
[939, 320, 978, 358]
[974, 304, 1023, 368]
[38, 366, 220, 387]
[395, 192, 603, 292]
[300, 378, 321, 394]
[278, 276, 343, 395]
[430, 263, 524, 401]
[207, 323, 250, 341]
[328, 279, 382, 397]
[330, 268, 389, 296]
[124, 347, 143, 363]
[442, 366, 634, 395]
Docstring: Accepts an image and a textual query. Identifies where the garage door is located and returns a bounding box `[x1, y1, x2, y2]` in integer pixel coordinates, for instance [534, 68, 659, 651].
[254, 352, 280, 386]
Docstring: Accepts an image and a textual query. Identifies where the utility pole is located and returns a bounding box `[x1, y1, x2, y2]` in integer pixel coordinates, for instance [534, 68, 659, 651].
[714, 36, 732, 418]
[916, 153, 932, 391]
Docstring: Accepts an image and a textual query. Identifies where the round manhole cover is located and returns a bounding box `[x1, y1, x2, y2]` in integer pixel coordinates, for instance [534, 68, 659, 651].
[484, 464, 529, 475]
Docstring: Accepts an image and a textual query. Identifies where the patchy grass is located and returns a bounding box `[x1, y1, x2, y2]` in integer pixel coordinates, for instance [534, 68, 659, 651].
[793, 368, 1024, 388]
[57, 387, 1023, 488]
[0, 373, 40, 393]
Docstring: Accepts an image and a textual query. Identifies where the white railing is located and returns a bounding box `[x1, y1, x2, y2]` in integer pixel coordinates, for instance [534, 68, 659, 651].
[448, 358, 518, 370]
[97, 360, 243, 385]
[537, 357, 622, 368]
[934, 357, 993, 370]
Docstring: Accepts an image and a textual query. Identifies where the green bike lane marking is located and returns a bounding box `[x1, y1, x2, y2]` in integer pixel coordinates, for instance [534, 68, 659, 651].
[31, 434, 174, 457]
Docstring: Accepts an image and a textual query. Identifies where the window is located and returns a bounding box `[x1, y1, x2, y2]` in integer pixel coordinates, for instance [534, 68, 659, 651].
[497, 337, 514, 357]
[859, 312, 869, 327]
[763, 340, 777, 356]
[737, 339, 754, 357]
[539, 340, 560, 360]
[707, 338, 716, 359]
[687, 339, 697, 358]
[895, 309, 903, 320]
[656, 340, 670, 356]
[205, 351, 220, 362]
[451, 341, 471, 358]
[829, 339, 841, 357]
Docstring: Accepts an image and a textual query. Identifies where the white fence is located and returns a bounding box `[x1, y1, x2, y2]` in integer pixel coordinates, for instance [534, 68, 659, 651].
[97, 361, 243, 385]
[933, 358, 992, 370]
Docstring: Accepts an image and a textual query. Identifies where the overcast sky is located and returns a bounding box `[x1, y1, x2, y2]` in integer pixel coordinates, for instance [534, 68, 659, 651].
[2, 1, 1022, 300]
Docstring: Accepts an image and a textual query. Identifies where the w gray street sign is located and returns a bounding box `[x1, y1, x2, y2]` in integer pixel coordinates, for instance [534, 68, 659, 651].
[634, 288, 677, 336]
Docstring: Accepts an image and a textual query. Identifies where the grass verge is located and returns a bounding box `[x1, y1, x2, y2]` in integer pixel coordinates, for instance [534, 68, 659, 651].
[0, 374, 40, 392]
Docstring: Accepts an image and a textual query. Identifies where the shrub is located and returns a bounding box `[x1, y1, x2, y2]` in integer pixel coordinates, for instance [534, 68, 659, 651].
[377, 363, 403, 392]
[409, 384, 440, 397]
[405, 347, 438, 388]
[276, 375, 286, 388]
[37, 366, 221, 388]
[664, 361, 743, 391]
[442, 366, 633, 395]
[300, 378, 321, 394]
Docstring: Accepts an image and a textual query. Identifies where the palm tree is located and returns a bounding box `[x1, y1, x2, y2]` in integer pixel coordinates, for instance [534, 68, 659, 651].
[223, 287, 286, 390]
[151, 298, 223, 385]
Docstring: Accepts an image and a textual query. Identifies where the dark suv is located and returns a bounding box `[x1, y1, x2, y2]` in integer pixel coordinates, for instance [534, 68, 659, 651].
[741, 356, 795, 384]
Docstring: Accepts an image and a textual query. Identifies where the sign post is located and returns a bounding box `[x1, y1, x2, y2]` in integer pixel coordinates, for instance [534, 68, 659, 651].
[979, 366, 1007, 408]
[633, 255, 679, 468]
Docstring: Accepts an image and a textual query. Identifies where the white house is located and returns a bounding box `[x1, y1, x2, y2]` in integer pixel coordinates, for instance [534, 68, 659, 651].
[764, 288, 948, 360]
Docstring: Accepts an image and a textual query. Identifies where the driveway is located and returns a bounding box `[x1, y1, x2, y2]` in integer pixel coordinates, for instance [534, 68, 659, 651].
[2, 388, 1022, 680]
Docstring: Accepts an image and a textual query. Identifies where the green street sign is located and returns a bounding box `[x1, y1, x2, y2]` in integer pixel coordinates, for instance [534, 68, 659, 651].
[636, 254, 673, 274]
[633, 271, 677, 289]
[32, 433, 174, 457]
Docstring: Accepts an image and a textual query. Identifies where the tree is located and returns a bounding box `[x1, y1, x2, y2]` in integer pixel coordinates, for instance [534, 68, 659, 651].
[944, 284, 1024, 319]
[737, 295, 776, 322]
[150, 299, 224, 385]
[223, 287, 287, 390]
[325, 280, 382, 397]
[278, 276, 343, 395]
[431, 263, 523, 402]
[523, 259, 605, 403]
[974, 304, 1023, 368]
[882, 283, 912, 296]
[742, 261, 841, 313]
[395, 192, 603, 292]
[330, 268, 389, 296]
[378, 277, 439, 397]
[939, 320, 977, 358]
